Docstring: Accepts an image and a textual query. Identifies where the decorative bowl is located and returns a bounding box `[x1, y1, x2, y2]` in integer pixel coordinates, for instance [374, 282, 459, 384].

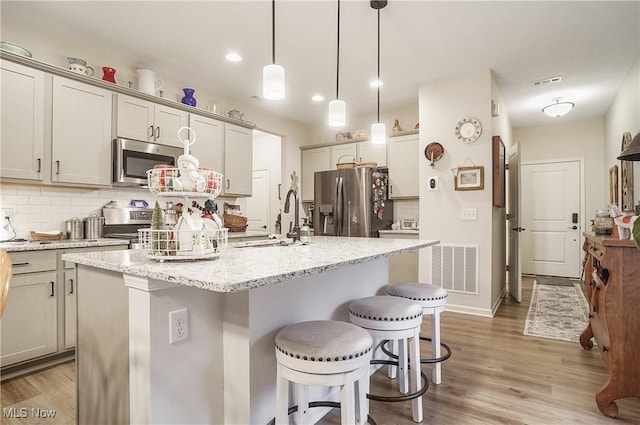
[0, 42, 32, 58]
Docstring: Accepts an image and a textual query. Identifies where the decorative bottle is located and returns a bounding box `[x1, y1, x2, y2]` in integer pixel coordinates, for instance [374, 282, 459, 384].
[181, 88, 197, 107]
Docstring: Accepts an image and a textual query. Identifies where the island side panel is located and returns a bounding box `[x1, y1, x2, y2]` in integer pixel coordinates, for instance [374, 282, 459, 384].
[248, 258, 390, 424]
[76, 265, 130, 425]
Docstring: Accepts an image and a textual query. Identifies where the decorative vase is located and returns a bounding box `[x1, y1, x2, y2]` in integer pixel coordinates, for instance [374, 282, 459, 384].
[102, 67, 116, 83]
[181, 88, 197, 107]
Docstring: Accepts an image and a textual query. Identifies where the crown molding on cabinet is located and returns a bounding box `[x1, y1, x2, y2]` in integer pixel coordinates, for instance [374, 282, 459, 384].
[300, 129, 418, 150]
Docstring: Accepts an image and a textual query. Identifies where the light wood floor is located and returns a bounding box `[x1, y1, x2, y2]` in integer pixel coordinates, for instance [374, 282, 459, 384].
[2, 278, 640, 424]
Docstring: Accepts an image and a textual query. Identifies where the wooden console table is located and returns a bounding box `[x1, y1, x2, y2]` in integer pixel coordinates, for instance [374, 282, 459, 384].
[580, 232, 640, 417]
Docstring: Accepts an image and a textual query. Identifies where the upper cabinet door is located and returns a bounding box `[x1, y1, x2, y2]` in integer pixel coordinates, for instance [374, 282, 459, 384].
[188, 114, 224, 173]
[52, 76, 113, 186]
[224, 124, 253, 196]
[301, 147, 330, 202]
[0, 61, 45, 181]
[388, 134, 419, 198]
[154, 104, 188, 148]
[116, 94, 154, 141]
[357, 141, 387, 167]
[331, 144, 358, 167]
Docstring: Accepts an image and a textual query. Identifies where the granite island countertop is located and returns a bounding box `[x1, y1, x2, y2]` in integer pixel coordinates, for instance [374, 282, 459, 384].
[0, 238, 130, 252]
[62, 236, 439, 293]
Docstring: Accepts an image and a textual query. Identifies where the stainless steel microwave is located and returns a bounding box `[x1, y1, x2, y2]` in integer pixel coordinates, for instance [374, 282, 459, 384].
[112, 138, 183, 187]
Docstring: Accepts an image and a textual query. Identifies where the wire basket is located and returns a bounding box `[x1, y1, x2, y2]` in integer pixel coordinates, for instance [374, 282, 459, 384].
[223, 213, 248, 232]
[147, 167, 223, 197]
[138, 227, 228, 261]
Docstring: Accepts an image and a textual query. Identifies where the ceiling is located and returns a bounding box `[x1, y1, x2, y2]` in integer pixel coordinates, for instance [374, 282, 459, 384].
[3, 1, 639, 129]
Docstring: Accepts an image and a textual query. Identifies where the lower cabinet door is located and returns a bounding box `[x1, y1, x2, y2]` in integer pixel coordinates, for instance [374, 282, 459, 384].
[1, 272, 58, 367]
[64, 270, 76, 349]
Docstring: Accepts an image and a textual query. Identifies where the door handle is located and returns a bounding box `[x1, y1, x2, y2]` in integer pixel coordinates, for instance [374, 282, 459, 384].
[569, 225, 578, 230]
[154, 126, 160, 140]
[37, 158, 41, 173]
[69, 278, 74, 294]
[511, 227, 526, 232]
[226, 179, 230, 190]
[50, 281, 55, 297]
[149, 125, 154, 139]
[56, 160, 60, 175]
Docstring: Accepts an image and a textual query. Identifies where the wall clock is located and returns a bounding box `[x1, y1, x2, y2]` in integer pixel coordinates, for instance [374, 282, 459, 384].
[455, 117, 482, 144]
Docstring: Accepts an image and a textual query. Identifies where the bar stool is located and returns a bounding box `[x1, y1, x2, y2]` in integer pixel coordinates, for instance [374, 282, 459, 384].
[349, 296, 427, 423]
[273, 320, 374, 425]
[387, 282, 451, 384]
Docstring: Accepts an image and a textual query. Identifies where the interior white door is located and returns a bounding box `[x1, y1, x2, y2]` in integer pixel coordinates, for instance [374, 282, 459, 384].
[521, 160, 581, 278]
[246, 168, 270, 232]
[507, 145, 522, 302]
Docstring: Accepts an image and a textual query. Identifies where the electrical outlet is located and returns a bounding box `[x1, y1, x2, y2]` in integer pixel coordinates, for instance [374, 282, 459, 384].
[169, 308, 189, 344]
[460, 208, 478, 221]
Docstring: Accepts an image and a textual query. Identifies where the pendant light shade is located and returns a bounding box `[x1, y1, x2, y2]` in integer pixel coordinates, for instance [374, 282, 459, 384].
[618, 131, 640, 161]
[328, 99, 346, 127]
[542, 97, 574, 117]
[263, 0, 285, 100]
[370, 0, 387, 144]
[328, 0, 345, 127]
[263, 64, 285, 100]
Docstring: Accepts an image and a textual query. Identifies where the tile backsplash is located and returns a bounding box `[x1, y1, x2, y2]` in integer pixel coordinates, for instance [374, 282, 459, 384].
[393, 199, 419, 226]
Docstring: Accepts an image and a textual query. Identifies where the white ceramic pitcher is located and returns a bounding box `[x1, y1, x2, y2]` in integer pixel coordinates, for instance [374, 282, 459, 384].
[136, 69, 164, 95]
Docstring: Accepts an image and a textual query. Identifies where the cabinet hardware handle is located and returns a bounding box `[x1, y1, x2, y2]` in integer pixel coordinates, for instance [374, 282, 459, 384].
[149, 125, 154, 139]
[155, 126, 160, 140]
[56, 160, 60, 175]
[37, 158, 41, 173]
[50, 281, 55, 297]
[226, 179, 230, 190]
[12, 262, 30, 267]
[69, 278, 74, 294]
[390, 185, 393, 194]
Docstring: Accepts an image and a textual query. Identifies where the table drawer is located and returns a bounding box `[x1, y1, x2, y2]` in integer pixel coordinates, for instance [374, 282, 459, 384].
[8, 251, 57, 274]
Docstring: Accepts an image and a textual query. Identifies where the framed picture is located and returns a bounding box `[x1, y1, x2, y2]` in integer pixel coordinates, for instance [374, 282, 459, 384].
[609, 165, 619, 205]
[455, 166, 484, 191]
[492, 136, 506, 207]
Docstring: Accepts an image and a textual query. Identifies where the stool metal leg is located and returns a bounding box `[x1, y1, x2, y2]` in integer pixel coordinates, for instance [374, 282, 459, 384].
[275, 363, 289, 425]
[432, 310, 442, 384]
[409, 327, 423, 423]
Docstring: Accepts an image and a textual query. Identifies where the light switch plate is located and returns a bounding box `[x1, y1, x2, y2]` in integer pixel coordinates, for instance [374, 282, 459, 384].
[460, 208, 477, 221]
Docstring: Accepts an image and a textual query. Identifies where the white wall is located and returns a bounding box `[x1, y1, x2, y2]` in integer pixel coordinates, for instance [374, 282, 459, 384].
[418, 69, 497, 316]
[514, 117, 606, 228]
[1, 14, 311, 236]
[604, 56, 640, 209]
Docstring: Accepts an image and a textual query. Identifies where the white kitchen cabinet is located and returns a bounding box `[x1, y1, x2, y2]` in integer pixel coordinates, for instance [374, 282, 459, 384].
[223, 123, 253, 196]
[0, 61, 45, 181]
[301, 147, 331, 201]
[331, 143, 358, 167]
[52, 76, 112, 186]
[357, 141, 387, 167]
[188, 114, 224, 173]
[116, 94, 188, 148]
[1, 251, 58, 368]
[387, 134, 419, 198]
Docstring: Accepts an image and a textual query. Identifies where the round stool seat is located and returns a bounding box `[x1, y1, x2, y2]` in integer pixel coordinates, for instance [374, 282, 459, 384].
[275, 320, 373, 374]
[387, 282, 448, 309]
[349, 296, 423, 330]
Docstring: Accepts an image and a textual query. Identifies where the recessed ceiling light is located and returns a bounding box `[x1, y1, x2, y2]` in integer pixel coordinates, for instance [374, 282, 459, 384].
[369, 79, 383, 88]
[225, 52, 242, 62]
[312, 95, 324, 102]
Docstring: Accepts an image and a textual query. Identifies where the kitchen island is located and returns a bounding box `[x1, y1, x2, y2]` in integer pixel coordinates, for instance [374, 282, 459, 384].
[63, 236, 438, 425]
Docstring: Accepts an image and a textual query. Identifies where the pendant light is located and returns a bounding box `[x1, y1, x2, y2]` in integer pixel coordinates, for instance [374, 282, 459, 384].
[370, 1, 387, 144]
[263, 0, 285, 100]
[328, 0, 346, 127]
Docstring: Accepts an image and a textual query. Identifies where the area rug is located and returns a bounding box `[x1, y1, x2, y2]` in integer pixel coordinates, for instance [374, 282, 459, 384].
[523, 279, 589, 343]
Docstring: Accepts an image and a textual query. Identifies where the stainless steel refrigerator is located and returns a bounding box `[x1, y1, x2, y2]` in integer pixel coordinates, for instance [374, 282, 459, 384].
[313, 167, 393, 237]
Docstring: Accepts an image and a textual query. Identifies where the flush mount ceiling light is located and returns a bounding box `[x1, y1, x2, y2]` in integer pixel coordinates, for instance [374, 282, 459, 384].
[263, 0, 285, 100]
[618, 131, 640, 161]
[328, 0, 346, 127]
[225, 52, 242, 62]
[542, 97, 574, 118]
[370, 0, 388, 144]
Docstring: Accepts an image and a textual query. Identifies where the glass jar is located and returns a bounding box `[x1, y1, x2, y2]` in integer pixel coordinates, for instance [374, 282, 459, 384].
[593, 209, 613, 235]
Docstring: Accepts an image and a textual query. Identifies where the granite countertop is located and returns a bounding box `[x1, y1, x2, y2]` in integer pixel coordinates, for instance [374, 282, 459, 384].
[0, 238, 130, 252]
[379, 229, 420, 235]
[62, 236, 439, 293]
[227, 230, 270, 239]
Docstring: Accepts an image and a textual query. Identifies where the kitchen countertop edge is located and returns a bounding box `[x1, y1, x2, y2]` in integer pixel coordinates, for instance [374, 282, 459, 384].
[1, 238, 130, 252]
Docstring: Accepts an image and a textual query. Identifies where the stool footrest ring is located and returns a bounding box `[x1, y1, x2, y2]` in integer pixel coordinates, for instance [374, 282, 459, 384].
[380, 338, 452, 364]
[366, 359, 429, 403]
[266, 401, 378, 425]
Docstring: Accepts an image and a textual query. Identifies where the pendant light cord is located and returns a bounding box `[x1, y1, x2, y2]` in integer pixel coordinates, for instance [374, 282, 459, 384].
[336, 0, 341, 100]
[272, 0, 276, 64]
[376, 8, 380, 122]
